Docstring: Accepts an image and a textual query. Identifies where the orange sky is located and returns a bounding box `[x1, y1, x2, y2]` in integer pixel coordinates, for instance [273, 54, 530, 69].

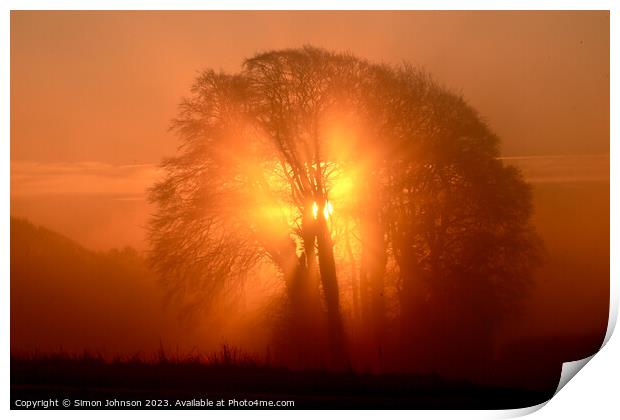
[9, 11, 610, 351]
[10, 10, 610, 252]
[11, 11, 609, 165]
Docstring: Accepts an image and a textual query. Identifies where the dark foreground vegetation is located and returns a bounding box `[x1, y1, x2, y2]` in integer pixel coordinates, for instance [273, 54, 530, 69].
[11, 350, 557, 410]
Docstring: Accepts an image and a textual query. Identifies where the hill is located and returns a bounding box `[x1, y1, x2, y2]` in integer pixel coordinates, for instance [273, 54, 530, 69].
[11, 217, 170, 356]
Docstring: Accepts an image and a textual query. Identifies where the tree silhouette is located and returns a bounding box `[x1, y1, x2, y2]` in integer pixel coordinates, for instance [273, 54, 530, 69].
[149, 47, 542, 373]
[149, 48, 364, 368]
[367, 65, 543, 374]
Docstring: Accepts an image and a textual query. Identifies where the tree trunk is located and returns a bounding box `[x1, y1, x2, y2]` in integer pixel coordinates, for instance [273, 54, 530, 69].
[315, 217, 349, 370]
[360, 214, 387, 372]
[275, 236, 322, 369]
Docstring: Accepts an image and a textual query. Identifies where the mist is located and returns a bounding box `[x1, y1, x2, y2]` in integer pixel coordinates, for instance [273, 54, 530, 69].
[9, 12, 609, 404]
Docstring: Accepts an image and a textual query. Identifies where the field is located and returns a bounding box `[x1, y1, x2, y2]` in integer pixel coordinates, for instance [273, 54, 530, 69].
[11, 352, 556, 410]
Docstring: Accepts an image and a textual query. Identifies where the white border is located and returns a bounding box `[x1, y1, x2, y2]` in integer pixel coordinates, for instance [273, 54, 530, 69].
[1, 2, 616, 419]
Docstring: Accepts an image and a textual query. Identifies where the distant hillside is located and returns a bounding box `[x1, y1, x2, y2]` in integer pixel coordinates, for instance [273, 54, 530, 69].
[10, 217, 175, 356]
[9, 217, 606, 392]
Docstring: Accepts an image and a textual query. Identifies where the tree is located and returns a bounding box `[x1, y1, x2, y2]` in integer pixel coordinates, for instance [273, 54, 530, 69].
[150, 48, 369, 369]
[370, 65, 543, 375]
[148, 47, 542, 374]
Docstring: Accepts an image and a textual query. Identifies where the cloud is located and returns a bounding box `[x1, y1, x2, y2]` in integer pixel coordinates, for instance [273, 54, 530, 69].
[10, 154, 610, 200]
[11, 161, 163, 198]
[499, 155, 609, 184]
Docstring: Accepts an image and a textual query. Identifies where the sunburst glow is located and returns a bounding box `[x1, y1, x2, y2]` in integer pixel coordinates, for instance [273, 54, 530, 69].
[312, 202, 319, 220]
[311, 200, 334, 220]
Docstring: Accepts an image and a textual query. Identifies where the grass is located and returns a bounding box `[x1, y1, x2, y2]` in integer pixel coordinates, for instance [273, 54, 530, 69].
[11, 346, 556, 409]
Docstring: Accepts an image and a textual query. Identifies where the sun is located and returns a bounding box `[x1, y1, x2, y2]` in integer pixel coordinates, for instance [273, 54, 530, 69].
[312, 201, 334, 220]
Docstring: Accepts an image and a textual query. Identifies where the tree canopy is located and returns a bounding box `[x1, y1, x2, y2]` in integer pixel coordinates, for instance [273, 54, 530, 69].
[149, 46, 542, 373]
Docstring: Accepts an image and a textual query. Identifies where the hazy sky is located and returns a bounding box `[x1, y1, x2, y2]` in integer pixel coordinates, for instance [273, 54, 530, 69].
[10, 10, 611, 251]
[11, 11, 609, 165]
[9, 11, 610, 350]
